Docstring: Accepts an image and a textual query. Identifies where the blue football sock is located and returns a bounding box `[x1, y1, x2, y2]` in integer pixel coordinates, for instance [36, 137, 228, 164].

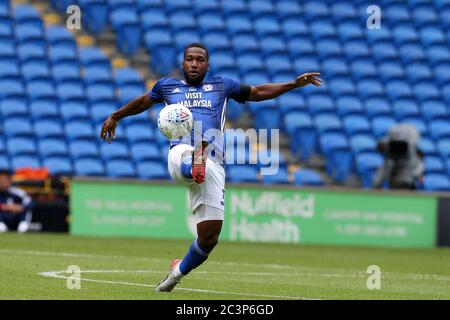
[180, 156, 193, 179]
[179, 239, 211, 275]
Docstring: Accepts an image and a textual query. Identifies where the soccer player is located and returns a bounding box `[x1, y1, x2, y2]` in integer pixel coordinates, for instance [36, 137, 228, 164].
[100, 43, 321, 292]
[0, 170, 33, 233]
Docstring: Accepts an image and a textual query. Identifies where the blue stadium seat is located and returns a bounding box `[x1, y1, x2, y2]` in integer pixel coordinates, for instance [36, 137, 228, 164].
[307, 95, 335, 116]
[329, 79, 356, 97]
[331, 2, 357, 22]
[378, 62, 405, 81]
[78, 0, 108, 34]
[254, 17, 281, 37]
[336, 96, 363, 117]
[204, 33, 230, 53]
[84, 66, 112, 85]
[338, 22, 363, 42]
[126, 124, 155, 143]
[303, 2, 329, 20]
[262, 168, 289, 185]
[226, 165, 258, 183]
[74, 158, 105, 177]
[393, 25, 419, 45]
[371, 42, 398, 62]
[428, 45, 450, 65]
[15, 24, 44, 45]
[130, 142, 161, 161]
[413, 83, 441, 102]
[293, 168, 324, 186]
[287, 38, 314, 59]
[421, 101, 447, 122]
[26, 80, 56, 101]
[0, 61, 20, 79]
[118, 86, 143, 106]
[14, 5, 42, 28]
[401, 117, 427, 136]
[344, 116, 372, 135]
[3, 118, 33, 137]
[198, 14, 225, 34]
[29, 100, 59, 120]
[424, 156, 445, 174]
[343, 41, 370, 60]
[79, 47, 110, 69]
[365, 98, 392, 118]
[372, 116, 397, 138]
[100, 142, 130, 161]
[437, 138, 450, 158]
[140, 8, 167, 31]
[86, 84, 115, 103]
[386, 81, 413, 100]
[226, 16, 253, 36]
[350, 135, 377, 155]
[0, 79, 24, 99]
[0, 155, 9, 171]
[43, 157, 72, 176]
[106, 159, 136, 178]
[136, 0, 163, 11]
[69, 140, 99, 159]
[52, 63, 81, 83]
[6, 137, 36, 156]
[261, 37, 287, 56]
[400, 43, 426, 64]
[350, 59, 377, 81]
[56, 82, 86, 102]
[34, 120, 64, 139]
[275, 1, 301, 19]
[430, 120, 450, 140]
[265, 55, 292, 76]
[248, 0, 275, 19]
[17, 43, 46, 62]
[355, 152, 383, 188]
[357, 79, 384, 99]
[278, 94, 305, 114]
[221, 0, 247, 16]
[419, 137, 437, 156]
[323, 58, 349, 78]
[236, 54, 264, 74]
[0, 98, 28, 118]
[314, 114, 342, 134]
[393, 100, 420, 120]
[136, 161, 167, 180]
[320, 132, 352, 183]
[111, 9, 142, 55]
[65, 121, 95, 141]
[114, 68, 144, 87]
[386, 3, 411, 23]
[310, 20, 336, 40]
[192, 0, 220, 15]
[414, 6, 439, 27]
[282, 19, 308, 40]
[60, 101, 90, 121]
[91, 102, 117, 124]
[21, 61, 51, 81]
[11, 155, 40, 170]
[406, 63, 432, 83]
[294, 56, 320, 73]
[423, 174, 450, 191]
[46, 26, 76, 49]
[38, 139, 68, 158]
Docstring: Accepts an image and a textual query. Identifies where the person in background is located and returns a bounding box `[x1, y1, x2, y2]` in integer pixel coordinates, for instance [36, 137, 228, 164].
[0, 170, 32, 233]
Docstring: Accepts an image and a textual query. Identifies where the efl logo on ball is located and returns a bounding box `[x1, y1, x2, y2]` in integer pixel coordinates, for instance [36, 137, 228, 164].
[158, 104, 194, 140]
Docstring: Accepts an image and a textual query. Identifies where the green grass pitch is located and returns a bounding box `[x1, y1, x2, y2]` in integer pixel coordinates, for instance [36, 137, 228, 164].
[0, 233, 449, 300]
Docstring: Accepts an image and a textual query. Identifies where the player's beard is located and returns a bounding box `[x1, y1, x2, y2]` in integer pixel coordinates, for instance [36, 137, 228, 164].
[183, 70, 206, 85]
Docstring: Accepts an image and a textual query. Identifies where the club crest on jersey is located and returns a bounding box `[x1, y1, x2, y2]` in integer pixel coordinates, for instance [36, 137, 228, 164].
[188, 87, 197, 92]
[202, 84, 213, 91]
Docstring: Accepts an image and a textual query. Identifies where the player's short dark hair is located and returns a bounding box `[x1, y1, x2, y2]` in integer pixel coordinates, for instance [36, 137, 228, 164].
[0, 169, 11, 177]
[183, 43, 209, 61]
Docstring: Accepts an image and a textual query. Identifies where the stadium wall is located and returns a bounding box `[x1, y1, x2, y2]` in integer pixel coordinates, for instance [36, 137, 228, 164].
[69, 178, 450, 248]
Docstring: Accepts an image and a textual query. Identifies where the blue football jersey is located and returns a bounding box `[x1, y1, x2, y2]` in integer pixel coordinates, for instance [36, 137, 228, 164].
[148, 76, 247, 162]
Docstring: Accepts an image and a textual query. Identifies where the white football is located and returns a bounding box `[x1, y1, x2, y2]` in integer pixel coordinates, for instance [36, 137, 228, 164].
[157, 103, 194, 139]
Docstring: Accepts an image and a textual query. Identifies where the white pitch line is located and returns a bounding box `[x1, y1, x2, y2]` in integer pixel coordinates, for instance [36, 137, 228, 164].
[39, 270, 320, 300]
[6, 248, 450, 282]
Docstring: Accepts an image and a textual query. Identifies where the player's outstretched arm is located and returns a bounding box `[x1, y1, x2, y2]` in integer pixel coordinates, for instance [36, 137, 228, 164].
[248, 72, 322, 101]
[100, 94, 154, 143]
